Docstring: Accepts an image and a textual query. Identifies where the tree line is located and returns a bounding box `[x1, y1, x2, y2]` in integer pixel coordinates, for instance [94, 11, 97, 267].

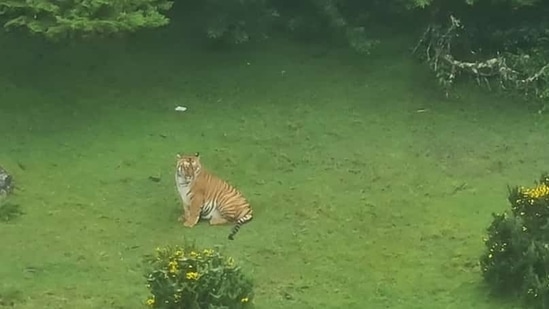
[1, 0, 547, 108]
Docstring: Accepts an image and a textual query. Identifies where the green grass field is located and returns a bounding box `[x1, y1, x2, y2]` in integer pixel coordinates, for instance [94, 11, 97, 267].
[0, 26, 547, 308]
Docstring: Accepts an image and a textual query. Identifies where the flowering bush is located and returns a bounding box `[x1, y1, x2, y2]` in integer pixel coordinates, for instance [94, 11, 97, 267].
[144, 242, 254, 309]
[481, 173, 549, 308]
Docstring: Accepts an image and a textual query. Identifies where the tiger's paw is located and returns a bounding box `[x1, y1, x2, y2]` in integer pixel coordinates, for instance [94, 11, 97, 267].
[183, 220, 196, 228]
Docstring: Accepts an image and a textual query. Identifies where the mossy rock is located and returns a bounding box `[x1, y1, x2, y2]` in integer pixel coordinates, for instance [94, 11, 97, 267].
[0, 166, 13, 197]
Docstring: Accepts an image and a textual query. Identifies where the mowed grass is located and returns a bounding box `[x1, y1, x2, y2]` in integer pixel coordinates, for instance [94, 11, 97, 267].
[0, 27, 548, 309]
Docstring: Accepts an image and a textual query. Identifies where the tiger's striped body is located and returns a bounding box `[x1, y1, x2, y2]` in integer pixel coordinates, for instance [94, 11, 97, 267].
[175, 152, 253, 240]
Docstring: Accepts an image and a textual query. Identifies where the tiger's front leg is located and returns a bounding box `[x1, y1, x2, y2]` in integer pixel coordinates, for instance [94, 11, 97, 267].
[183, 197, 202, 228]
[177, 203, 190, 223]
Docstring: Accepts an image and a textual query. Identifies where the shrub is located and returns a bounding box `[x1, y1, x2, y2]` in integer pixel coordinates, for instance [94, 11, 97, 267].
[481, 173, 549, 308]
[144, 242, 254, 309]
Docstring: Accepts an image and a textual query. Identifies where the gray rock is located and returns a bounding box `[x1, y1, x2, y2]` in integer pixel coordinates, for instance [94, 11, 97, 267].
[0, 166, 13, 197]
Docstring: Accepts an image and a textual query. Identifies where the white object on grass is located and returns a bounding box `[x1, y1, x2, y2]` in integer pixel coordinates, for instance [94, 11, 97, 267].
[175, 106, 187, 112]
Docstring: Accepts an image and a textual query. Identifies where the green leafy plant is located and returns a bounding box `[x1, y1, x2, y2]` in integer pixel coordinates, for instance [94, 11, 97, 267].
[144, 241, 254, 309]
[481, 173, 549, 308]
[0, 0, 173, 39]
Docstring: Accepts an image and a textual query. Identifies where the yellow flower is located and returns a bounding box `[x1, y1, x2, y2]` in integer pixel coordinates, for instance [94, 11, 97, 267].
[174, 250, 183, 258]
[203, 249, 214, 256]
[168, 260, 179, 274]
[521, 183, 549, 199]
[241, 297, 249, 303]
[190, 251, 199, 258]
[226, 257, 235, 268]
[186, 271, 199, 280]
[146, 297, 155, 306]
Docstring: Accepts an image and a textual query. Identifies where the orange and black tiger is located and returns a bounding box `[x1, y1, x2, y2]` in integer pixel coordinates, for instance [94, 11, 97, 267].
[174, 152, 253, 240]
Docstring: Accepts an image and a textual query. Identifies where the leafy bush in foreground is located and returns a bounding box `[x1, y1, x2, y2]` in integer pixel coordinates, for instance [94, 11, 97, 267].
[481, 173, 549, 308]
[144, 242, 254, 309]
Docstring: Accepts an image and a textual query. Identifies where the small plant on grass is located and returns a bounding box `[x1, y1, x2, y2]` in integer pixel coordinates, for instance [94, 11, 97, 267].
[481, 173, 549, 308]
[144, 241, 254, 309]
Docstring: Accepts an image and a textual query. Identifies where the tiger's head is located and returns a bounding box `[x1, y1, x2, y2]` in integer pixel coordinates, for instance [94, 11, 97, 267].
[176, 152, 202, 184]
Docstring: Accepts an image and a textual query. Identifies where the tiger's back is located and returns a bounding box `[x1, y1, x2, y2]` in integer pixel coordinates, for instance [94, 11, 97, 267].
[192, 171, 253, 222]
[175, 153, 253, 240]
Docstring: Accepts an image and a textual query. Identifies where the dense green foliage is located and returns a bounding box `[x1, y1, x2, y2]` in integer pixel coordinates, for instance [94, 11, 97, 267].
[481, 174, 549, 308]
[0, 0, 540, 42]
[0, 0, 173, 38]
[144, 242, 254, 309]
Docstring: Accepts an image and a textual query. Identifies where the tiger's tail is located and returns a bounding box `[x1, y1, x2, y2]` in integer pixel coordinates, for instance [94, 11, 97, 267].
[228, 213, 253, 240]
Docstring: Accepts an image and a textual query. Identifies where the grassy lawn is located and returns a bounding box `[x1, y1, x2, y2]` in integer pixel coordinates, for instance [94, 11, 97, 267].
[0, 26, 547, 308]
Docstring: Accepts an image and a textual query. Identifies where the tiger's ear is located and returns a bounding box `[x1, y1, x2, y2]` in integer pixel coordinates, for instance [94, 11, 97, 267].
[194, 152, 200, 158]
[176, 153, 182, 159]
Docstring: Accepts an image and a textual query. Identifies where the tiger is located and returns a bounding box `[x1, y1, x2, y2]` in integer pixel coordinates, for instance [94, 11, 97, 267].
[174, 152, 253, 240]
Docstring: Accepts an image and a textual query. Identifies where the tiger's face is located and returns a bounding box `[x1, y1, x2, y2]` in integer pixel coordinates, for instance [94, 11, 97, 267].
[176, 152, 202, 184]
